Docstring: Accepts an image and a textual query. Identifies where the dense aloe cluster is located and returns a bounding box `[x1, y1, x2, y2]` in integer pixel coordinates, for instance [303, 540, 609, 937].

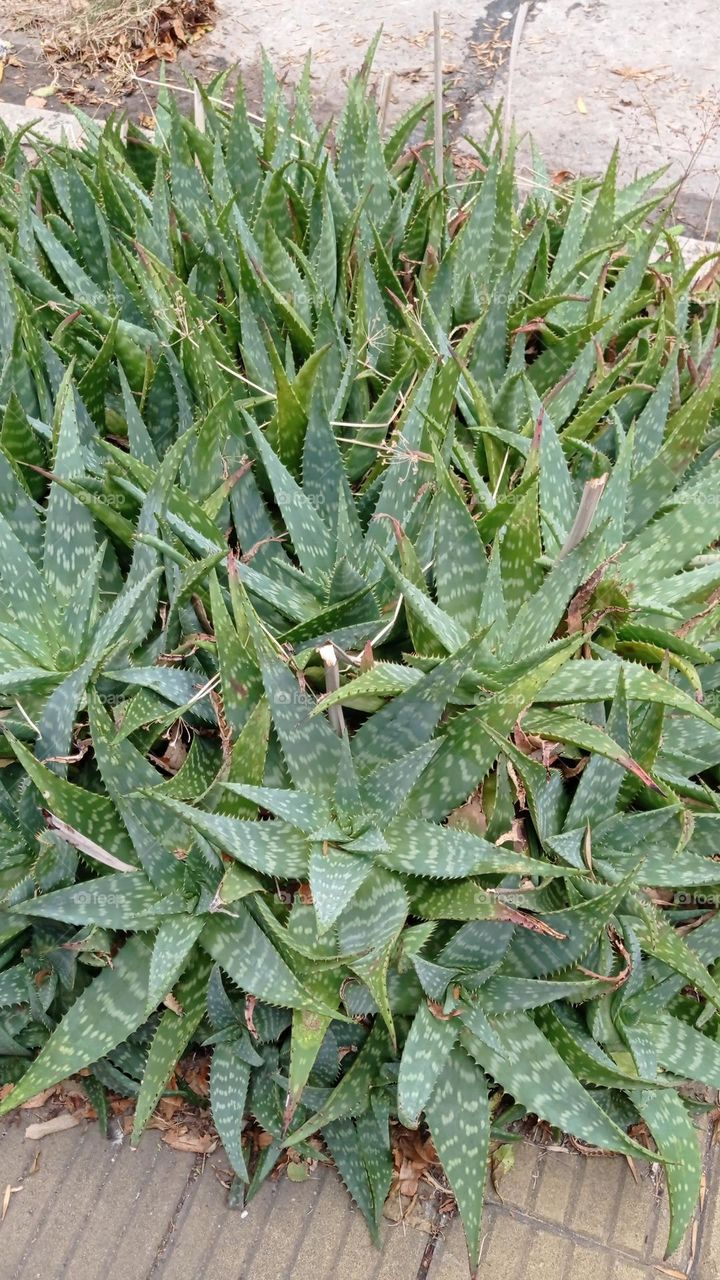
[1, 51, 720, 1273]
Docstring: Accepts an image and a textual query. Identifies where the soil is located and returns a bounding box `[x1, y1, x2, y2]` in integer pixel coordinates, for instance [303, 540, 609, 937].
[0, 0, 228, 120]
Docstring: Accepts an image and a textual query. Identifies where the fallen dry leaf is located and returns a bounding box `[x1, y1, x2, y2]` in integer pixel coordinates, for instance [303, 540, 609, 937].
[182, 1059, 210, 1098]
[25, 1114, 81, 1140]
[24, 96, 48, 111]
[694, 257, 720, 293]
[20, 1087, 57, 1110]
[447, 792, 486, 836]
[610, 65, 666, 81]
[162, 1129, 217, 1154]
[2, 1185, 22, 1222]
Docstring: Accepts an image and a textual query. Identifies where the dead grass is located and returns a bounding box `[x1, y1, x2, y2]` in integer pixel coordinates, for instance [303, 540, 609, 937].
[0, 0, 214, 84]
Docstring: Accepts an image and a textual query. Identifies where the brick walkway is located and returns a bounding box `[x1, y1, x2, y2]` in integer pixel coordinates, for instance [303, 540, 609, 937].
[2, 1109, 718, 1279]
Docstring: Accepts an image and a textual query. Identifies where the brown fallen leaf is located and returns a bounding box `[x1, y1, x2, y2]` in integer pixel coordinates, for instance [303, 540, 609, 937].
[447, 792, 486, 836]
[611, 65, 666, 80]
[694, 258, 720, 294]
[156, 1095, 183, 1119]
[2, 1185, 23, 1221]
[20, 1087, 57, 1110]
[182, 1058, 210, 1098]
[490, 1142, 516, 1197]
[162, 1129, 217, 1154]
[24, 96, 48, 111]
[25, 1114, 81, 1140]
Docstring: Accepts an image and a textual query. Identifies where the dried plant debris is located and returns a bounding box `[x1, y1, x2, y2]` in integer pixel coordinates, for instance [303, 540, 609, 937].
[0, 0, 214, 86]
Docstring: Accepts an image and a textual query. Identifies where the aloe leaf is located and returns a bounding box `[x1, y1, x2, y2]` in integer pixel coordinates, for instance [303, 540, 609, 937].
[398, 1001, 458, 1128]
[285, 1023, 391, 1146]
[0, 935, 153, 1115]
[630, 1089, 700, 1257]
[425, 1044, 490, 1275]
[200, 909, 315, 1011]
[210, 1041, 251, 1179]
[132, 952, 211, 1143]
[147, 915, 206, 1009]
[462, 1012, 653, 1160]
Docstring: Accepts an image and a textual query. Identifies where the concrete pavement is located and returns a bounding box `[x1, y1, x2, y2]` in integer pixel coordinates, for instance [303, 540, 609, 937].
[2, 1106, 719, 1279]
[1, 1, 718, 236]
[200, 0, 720, 236]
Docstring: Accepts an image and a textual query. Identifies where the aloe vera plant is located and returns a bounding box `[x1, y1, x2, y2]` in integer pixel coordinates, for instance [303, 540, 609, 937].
[0, 50, 720, 1276]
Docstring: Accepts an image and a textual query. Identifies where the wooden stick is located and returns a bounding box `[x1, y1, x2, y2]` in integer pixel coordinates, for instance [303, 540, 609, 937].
[502, 1, 531, 159]
[378, 72, 394, 136]
[558, 475, 607, 559]
[45, 812, 135, 873]
[319, 643, 346, 736]
[433, 10, 444, 186]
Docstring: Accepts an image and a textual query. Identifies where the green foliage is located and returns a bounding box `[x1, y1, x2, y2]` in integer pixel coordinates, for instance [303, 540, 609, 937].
[0, 55, 719, 1276]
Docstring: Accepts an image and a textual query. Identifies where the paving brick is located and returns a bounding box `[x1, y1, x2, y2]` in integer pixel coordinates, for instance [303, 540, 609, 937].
[107, 1142, 196, 1280]
[67, 1135, 195, 1280]
[374, 1217, 429, 1278]
[611, 1263, 650, 1280]
[565, 1244, 613, 1280]
[531, 1150, 575, 1226]
[15, 1125, 118, 1279]
[489, 1142, 540, 1213]
[291, 1169, 368, 1280]
[160, 1156, 231, 1280]
[567, 1158, 623, 1244]
[648, 1171, 693, 1273]
[688, 1161, 720, 1280]
[519, 1224, 573, 1280]
[1, 1120, 718, 1280]
[200, 1179, 277, 1278]
[242, 1171, 329, 1280]
[427, 1213, 477, 1280]
[0, 1117, 37, 1180]
[329, 1197, 387, 1280]
[610, 1166, 657, 1258]
[2, 1124, 91, 1278]
[483, 1214, 566, 1280]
